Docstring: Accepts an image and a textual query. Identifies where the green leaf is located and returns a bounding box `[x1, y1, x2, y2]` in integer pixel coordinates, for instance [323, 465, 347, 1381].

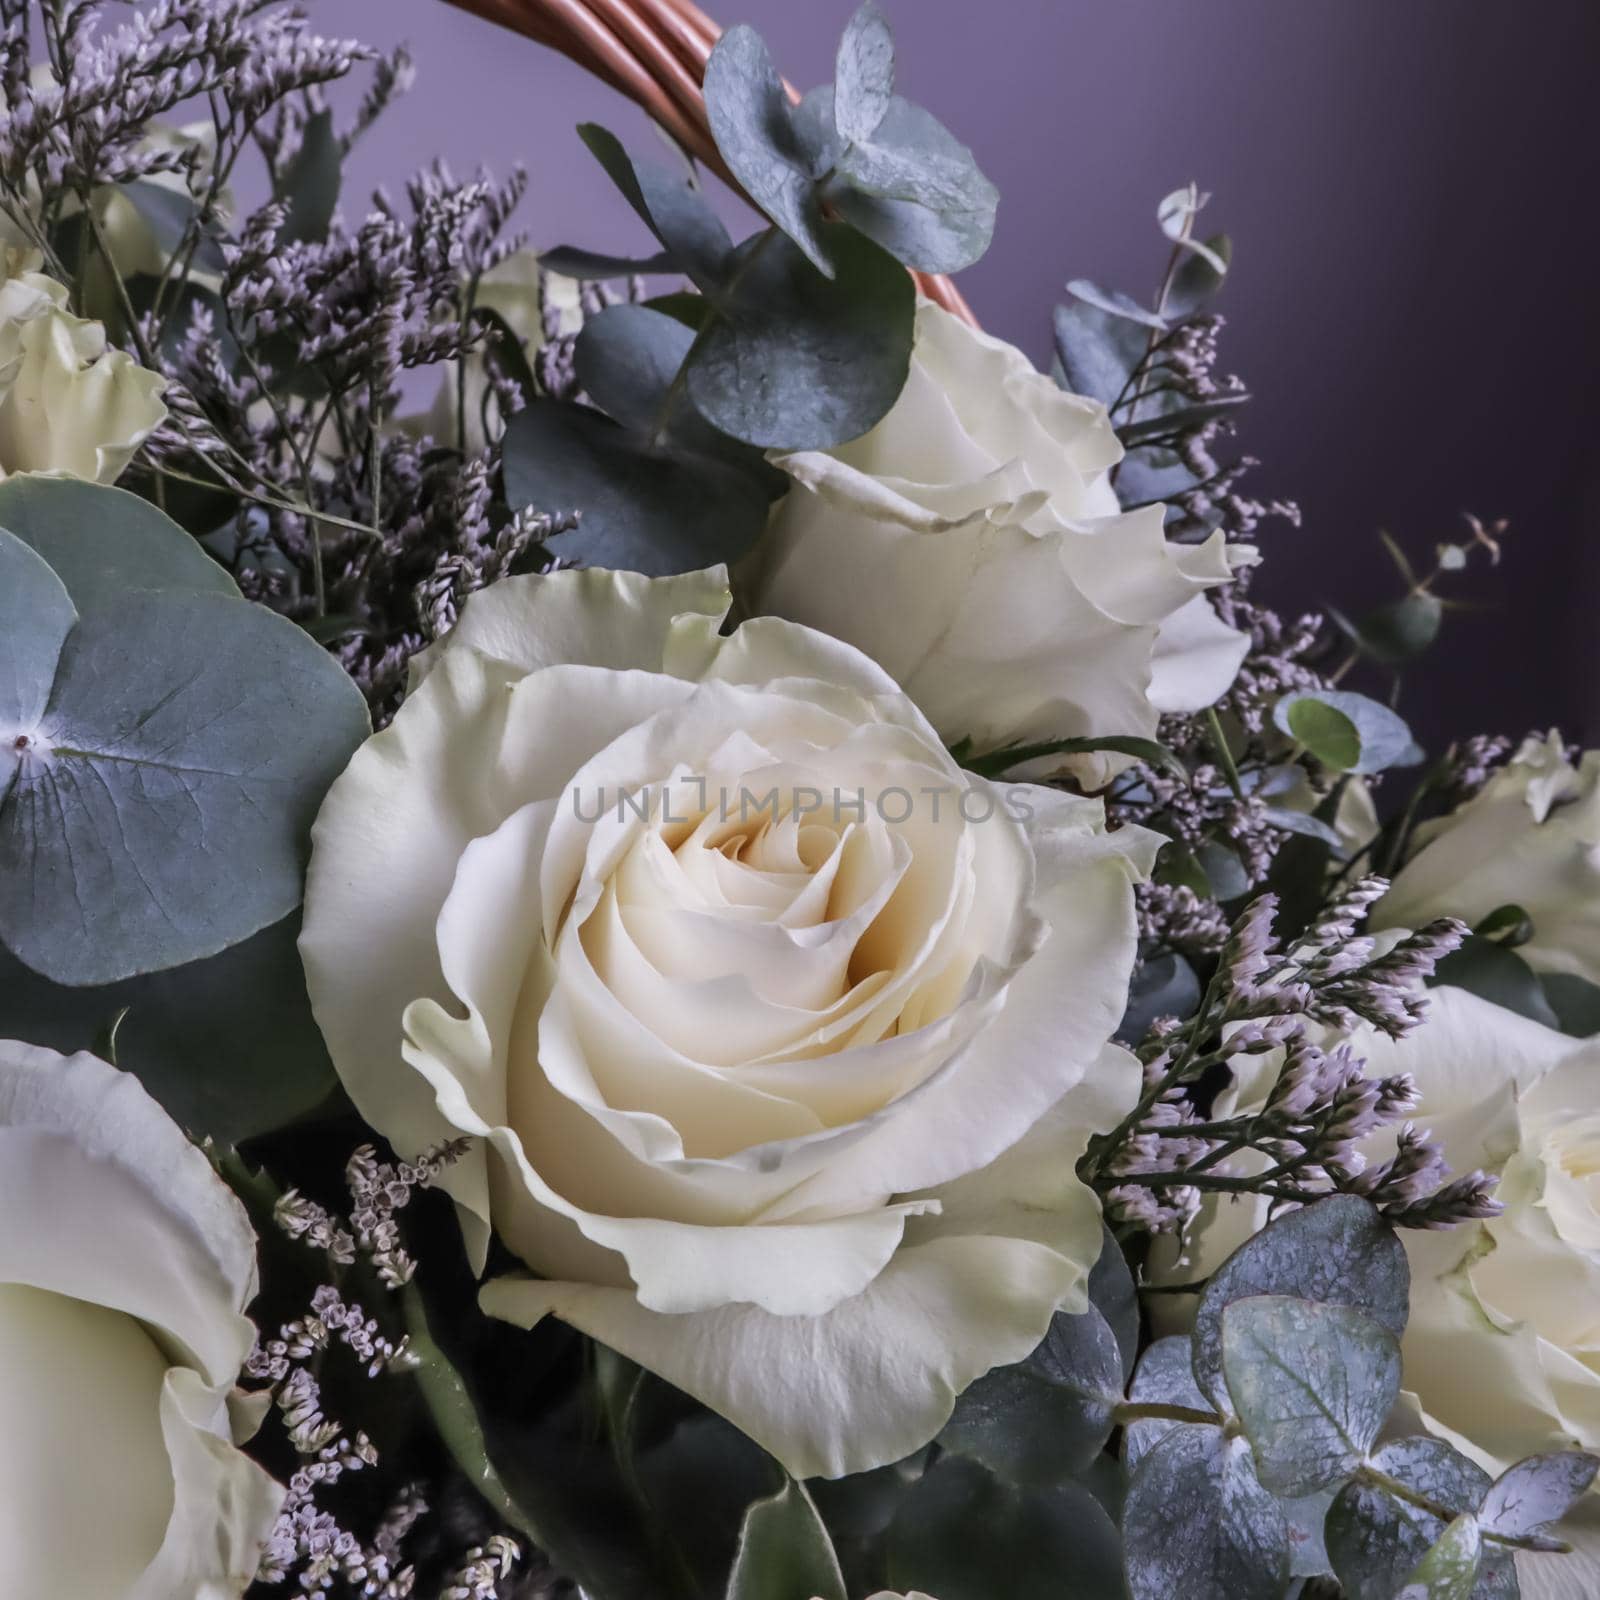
[1333, 592, 1445, 668]
[1123, 1425, 1289, 1600]
[703, 26, 832, 275]
[0, 911, 333, 1143]
[940, 1301, 1125, 1484]
[0, 560, 370, 986]
[1222, 1295, 1401, 1496]
[0, 474, 238, 607]
[1399, 1514, 1482, 1600]
[1431, 936, 1560, 1030]
[1480, 1451, 1599, 1539]
[887, 1455, 1124, 1600]
[825, 92, 999, 275]
[834, 3, 895, 143]
[537, 244, 677, 279]
[962, 733, 1187, 783]
[1541, 972, 1600, 1038]
[1123, 1336, 1210, 1472]
[1274, 689, 1420, 775]
[116, 180, 229, 272]
[1165, 233, 1232, 319]
[686, 225, 914, 450]
[727, 1479, 846, 1600]
[1326, 1436, 1516, 1600]
[1191, 1194, 1409, 1410]
[577, 123, 734, 291]
[1475, 903, 1534, 948]
[1066, 278, 1167, 330]
[1053, 297, 1147, 408]
[274, 108, 341, 244]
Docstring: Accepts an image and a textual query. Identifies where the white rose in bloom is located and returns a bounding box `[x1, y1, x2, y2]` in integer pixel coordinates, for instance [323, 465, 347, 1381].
[0, 1040, 282, 1597]
[0, 255, 167, 482]
[300, 566, 1156, 1478]
[1378, 732, 1600, 986]
[742, 302, 1252, 780]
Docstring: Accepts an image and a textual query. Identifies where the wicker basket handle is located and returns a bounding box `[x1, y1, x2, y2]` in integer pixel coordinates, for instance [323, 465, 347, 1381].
[439, 0, 978, 325]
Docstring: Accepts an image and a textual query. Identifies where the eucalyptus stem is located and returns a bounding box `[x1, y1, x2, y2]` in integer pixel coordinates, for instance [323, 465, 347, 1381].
[1113, 1401, 1223, 1428]
[1355, 1465, 1570, 1555]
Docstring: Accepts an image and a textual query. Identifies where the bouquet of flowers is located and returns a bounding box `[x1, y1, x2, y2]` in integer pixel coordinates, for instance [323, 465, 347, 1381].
[2, 2, 1597, 1597]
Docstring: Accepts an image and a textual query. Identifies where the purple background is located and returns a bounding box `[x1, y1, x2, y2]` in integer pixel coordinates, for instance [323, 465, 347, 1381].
[322, 0, 1600, 751]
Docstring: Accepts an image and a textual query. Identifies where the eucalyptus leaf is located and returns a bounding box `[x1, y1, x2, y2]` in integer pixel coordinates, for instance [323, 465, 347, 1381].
[1117, 394, 1248, 447]
[1262, 805, 1348, 852]
[940, 1301, 1125, 1484]
[1053, 297, 1148, 409]
[0, 912, 333, 1144]
[577, 123, 734, 291]
[1274, 689, 1420, 775]
[1088, 1223, 1141, 1381]
[1191, 1194, 1409, 1410]
[116, 179, 229, 272]
[963, 733, 1187, 783]
[1399, 1514, 1482, 1600]
[1430, 936, 1561, 1030]
[1197, 838, 1253, 899]
[536, 244, 677, 279]
[1334, 592, 1445, 667]
[703, 25, 832, 274]
[1222, 1295, 1401, 1496]
[0, 563, 370, 986]
[274, 108, 340, 244]
[687, 225, 914, 450]
[1123, 1425, 1289, 1600]
[887, 1455, 1124, 1600]
[0, 528, 74, 731]
[1325, 1435, 1517, 1600]
[1541, 972, 1600, 1038]
[727, 1479, 846, 1600]
[829, 93, 999, 274]
[0, 474, 238, 606]
[501, 397, 771, 575]
[574, 303, 696, 433]
[1480, 1452, 1599, 1539]
[1117, 949, 1202, 1044]
[1123, 1336, 1211, 1472]
[834, 2, 894, 143]
[1066, 278, 1168, 331]
[1165, 232, 1232, 319]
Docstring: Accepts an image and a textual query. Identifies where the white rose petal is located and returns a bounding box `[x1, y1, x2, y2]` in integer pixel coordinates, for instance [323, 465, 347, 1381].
[0, 1041, 281, 1597]
[743, 301, 1251, 781]
[1378, 733, 1600, 990]
[301, 565, 1156, 1477]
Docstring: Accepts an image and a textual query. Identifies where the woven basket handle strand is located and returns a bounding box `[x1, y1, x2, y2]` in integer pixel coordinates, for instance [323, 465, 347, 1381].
[438, 0, 979, 325]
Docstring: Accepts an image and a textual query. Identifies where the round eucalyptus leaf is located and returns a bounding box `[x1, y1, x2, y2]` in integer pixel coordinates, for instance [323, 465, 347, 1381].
[830, 93, 999, 275]
[1542, 971, 1600, 1037]
[887, 1455, 1124, 1600]
[0, 911, 334, 1144]
[1192, 1194, 1409, 1410]
[1165, 232, 1232, 319]
[939, 1301, 1125, 1485]
[0, 474, 238, 607]
[0, 528, 74, 731]
[1066, 278, 1168, 331]
[1123, 1425, 1289, 1600]
[116, 179, 230, 273]
[833, 2, 895, 145]
[688, 225, 915, 450]
[501, 396, 771, 576]
[1274, 689, 1420, 775]
[1222, 1295, 1401, 1496]
[1088, 1223, 1141, 1381]
[1430, 936, 1561, 1030]
[1400, 1513, 1482, 1600]
[703, 25, 831, 275]
[1325, 1435, 1516, 1600]
[1117, 948, 1202, 1043]
[1053, 296, 1149, 409]
[1480, 1452, 1599, 1539]
[574, 303, 696, 434]
[1, 588, 369, 986]
[1124, 1336, 1211, 1473]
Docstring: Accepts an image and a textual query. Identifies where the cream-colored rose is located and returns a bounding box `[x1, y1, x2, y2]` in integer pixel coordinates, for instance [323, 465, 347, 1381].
[0, 256, 166, 482]
[741, 301, 1253, 781]
[0, 1040, 282, 1597]
[300, 566, 1156, 1479]
[1171, 986, 1600, 1594]
[1378, 732, 1600, 987]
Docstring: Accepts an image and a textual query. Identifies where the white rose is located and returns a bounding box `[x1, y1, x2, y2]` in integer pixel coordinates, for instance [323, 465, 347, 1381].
[299, 566, 1156, 1478]
[1171, 987, 1600, 1594]
[0, 1040, 282, 1597]
[741, 301, 1252, 781]
[0, 255, 167, 483]
[1378, 732, 1600, 987]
